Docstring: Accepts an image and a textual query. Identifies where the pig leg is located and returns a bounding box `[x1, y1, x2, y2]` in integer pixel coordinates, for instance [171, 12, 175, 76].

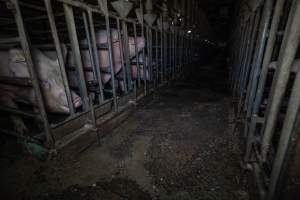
[0, 94, 28, 134]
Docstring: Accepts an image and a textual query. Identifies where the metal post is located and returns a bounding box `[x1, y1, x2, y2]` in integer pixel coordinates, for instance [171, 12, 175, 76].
[86, 10, 105, 103]
[116, 18, 128, 94]
[236, 12, 258, 113]
[146, 26, 151, 86]
[155, 29, 159, 86]
[233, 19, 250, 98]
[140, 0, 147, 94]
[160, 28, 164, 82]
[133, 23, 141, 88]
[98, 0, 118, 111]
[122, 21, 133, 91]
[243, 0, 274, 116]
[63, 4, 89, 110]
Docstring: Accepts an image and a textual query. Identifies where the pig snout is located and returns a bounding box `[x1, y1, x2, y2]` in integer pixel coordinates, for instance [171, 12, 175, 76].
[136, 37, 145, 51]
[71, 91, 82, 108]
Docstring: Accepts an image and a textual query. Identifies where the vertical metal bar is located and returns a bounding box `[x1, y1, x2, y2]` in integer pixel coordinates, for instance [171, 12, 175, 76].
[149, 28, 153, 85]
[87, 10, 104, 103]
[155, 29, 159, 86]
[247, 0, 286, 121]
[164, 31, 167, 82]
[10, 0, 53, 144]
[233, 20, 250, 98]
[237, 13, 256, 105]
[243, 0, 274, 115]
[238, 11, 261, 113]
[260, 0, 300, 161]
[160, 29, 164, 82]
[180, 34, 183, 74]
[116, 18, 128, 94]
[122, 21, 132, 91]
[63, 4, 89, 110]
[169, 32, 172, 80]
[99, 0, 118, 111]
[82, 11, 104, 103]
[232, 22, 246, 91]
[44, 0, 74, 115]
[172, 31, 175, 79]
[133, 23, 141, 88]
[82, 12, 96, 81]
[174, 31, 177, 76]
[146, 26, 151, 85]
[138, 0, 147, 94]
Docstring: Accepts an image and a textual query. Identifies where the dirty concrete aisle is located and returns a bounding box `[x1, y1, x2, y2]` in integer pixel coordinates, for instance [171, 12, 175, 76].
[3, 59, 248, 200]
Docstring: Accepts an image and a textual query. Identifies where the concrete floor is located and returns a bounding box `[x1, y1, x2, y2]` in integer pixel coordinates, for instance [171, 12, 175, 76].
[0, 58, 249, 200]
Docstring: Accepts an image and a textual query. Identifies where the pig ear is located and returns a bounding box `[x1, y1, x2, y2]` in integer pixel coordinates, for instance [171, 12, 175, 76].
[41, 80, 51, 89]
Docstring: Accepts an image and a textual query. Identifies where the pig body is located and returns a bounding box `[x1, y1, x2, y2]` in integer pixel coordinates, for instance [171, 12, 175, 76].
[0, 48, 81, 133]
[68, 29, 145, 86]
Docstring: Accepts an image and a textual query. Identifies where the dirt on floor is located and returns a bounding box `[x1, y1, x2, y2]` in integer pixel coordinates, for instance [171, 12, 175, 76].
[0, 59, 249, 200]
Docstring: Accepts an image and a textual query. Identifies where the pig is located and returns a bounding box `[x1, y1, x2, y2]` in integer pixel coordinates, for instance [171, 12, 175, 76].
[0, 47, 82, 134]
[67, 29, 145, 87]
[131, 54, 150, 81]
[116, 54, 151, 92]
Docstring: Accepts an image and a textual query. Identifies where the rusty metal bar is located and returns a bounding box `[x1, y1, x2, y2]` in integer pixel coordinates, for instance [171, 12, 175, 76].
[87, 10, 105, 103]
[63, 4, 89, 110]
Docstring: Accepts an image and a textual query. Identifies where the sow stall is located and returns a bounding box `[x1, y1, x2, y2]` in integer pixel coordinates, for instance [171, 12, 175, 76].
[231, 0, 300, 199]
[0, 0, 200, 153]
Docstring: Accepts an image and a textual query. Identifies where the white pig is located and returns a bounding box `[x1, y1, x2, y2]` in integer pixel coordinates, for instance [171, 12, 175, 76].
[67, 29, 145, 86]
[0, 48, 82, 133]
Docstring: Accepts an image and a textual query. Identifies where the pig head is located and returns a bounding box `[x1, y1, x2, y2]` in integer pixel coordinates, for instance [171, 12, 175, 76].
[0, 47, 81, 133]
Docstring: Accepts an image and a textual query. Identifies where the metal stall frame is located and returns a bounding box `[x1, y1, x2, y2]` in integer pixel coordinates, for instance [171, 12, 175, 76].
[232, 0, 300, 199]
[0, 0, 53, 147]
[0, 0, 191, 152]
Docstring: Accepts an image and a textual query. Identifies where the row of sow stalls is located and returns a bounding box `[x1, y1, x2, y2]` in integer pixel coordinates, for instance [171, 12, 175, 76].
[0, 0, 202, 156]
[231, 0, 300, 199]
